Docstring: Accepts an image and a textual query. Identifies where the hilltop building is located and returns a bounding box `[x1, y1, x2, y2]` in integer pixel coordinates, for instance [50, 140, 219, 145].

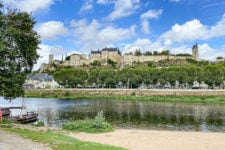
[90, 48, 121, 66]
[192, 43, 199, 60]
[39, 45, 198, 72]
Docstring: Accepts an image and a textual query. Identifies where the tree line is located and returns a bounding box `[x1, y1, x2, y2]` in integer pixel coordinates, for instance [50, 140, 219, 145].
[53, 63, 225, 89]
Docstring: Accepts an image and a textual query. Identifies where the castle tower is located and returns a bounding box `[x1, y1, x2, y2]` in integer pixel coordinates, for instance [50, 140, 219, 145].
[192, 44, 199, 60]
[49, 54, 54, 64]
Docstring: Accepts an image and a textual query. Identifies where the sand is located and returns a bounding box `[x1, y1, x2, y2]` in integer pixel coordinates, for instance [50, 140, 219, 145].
[2, 124, 225, 150]
[69, 129, 225, 150]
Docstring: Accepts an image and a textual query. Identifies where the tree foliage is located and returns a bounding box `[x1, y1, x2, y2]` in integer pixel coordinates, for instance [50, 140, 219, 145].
[54, 69, 88, 88]
[0, 4, 39, 99]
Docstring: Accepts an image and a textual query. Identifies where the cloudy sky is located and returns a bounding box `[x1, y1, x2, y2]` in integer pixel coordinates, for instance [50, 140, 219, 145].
[2, 0, 225, 70]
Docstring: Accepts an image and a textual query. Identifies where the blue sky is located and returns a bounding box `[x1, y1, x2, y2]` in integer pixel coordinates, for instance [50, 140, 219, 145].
[2, 0, 225, 70]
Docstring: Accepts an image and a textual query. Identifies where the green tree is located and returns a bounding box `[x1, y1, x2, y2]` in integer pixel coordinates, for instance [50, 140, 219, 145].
[91, 60, 101, 66]
[54, 69, 88, 88]
[160, 50, 170, 55]
[153, 51, 159, 55]
[107, 59, 117, 67]
[144, 51, 152, 55]
[97, 69, 116, 87]
[88, 68, 100, 85]
[0, 4, 39, 99]
[134, 49, 142, 56]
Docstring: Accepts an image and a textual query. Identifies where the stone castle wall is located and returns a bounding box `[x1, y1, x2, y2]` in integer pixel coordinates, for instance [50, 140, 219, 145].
[40, 46, 197, 70]
[123, 55, 191, 65]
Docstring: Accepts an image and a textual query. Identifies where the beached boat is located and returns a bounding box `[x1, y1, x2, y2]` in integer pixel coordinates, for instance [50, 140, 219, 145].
[11, 111, 38, 124]
[0, 107, 11, 117]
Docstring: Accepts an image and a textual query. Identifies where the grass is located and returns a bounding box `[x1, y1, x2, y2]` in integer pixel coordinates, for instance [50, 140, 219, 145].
[3, 128, 125, 150]
[62, 120, 112, 133]
[62, 111, 113, 133]
[26, 91, 225, 103]
[32, 121, 45, 127]
[0, 118, 13, 128]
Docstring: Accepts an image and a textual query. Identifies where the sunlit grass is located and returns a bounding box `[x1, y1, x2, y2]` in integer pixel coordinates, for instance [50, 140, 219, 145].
[4, 128, 125, 150]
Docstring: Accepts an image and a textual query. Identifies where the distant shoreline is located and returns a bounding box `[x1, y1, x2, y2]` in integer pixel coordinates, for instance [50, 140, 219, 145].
[25, 89, 225, 103]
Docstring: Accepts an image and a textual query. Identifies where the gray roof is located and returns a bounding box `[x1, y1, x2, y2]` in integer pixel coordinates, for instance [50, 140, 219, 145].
[102, 47, 119, 52]
[91, 50, 101, 54]
[27, 73, 54, 82]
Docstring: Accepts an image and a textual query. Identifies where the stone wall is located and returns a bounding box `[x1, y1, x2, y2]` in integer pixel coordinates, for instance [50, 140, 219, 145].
[122, 55, 192, 66]
[26, 89, 225, 97]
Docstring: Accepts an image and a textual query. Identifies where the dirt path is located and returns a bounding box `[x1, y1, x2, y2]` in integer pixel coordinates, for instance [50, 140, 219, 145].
[0, 129, 51, 150]
[69, 129, 225, 150]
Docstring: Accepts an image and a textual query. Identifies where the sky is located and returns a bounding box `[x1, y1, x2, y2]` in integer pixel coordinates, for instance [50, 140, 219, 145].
[2, 0, 225, 70]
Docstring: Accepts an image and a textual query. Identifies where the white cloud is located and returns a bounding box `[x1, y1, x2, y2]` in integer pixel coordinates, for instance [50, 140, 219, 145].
[96, 0, 111, 4]
[124, 38, 152, 53]
[160, 19, 208, 44]
[79, 0, 93, 13]
[141, 9, 163, 20]
[141, 20, 150, 34]
[2, 0, 55, 13]
[159, 14, 225, 45]
[199, 44, 225, 61]
[107, 0, 140, 20]
[70, 19, 136, 51]
[169, 0, 181, 3]
[209, 14, 225, 37]
[141, 9, 163, 34]
[33, 44, 64, 70]
[35, 21, 68, 40]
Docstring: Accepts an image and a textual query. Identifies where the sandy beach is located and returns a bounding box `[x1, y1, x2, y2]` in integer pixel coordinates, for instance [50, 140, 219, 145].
[69, 129, 225, 150]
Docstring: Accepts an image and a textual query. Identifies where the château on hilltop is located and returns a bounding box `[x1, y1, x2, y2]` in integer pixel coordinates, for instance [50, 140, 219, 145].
[39, 44, 199, 72]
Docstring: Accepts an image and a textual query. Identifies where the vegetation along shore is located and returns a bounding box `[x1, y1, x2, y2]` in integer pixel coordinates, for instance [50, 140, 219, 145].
[25, 89, 225, 103]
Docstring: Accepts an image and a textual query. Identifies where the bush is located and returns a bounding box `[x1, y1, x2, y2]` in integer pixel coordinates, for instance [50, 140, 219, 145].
[64, 91, 71, 97]
[62, 111, 112, 133]
[131, 92, 136, 96]
[33, 121, 45, 127]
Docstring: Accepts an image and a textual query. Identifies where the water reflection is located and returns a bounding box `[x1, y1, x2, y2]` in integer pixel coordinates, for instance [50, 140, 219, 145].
[0, 97, 225, 131]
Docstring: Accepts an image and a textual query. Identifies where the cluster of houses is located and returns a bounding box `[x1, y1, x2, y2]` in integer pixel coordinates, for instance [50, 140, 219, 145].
[23, 74, 59, 89]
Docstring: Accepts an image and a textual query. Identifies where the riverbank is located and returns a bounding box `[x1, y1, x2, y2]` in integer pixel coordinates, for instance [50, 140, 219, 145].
[70, 128, 225, 150]
[25, 89, 225, 103]
[0, 124, 124, 150]
[2, 124, 225, 150]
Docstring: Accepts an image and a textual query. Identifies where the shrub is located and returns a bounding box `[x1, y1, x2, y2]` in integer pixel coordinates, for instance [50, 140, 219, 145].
[64, 91, 71, 97]
[62, 111, 112, 133]
[131, 92, 136, 96]
[33, 121, 45, 127]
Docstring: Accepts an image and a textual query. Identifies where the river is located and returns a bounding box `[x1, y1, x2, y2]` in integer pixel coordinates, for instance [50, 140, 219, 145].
[1, 97, 225, 132]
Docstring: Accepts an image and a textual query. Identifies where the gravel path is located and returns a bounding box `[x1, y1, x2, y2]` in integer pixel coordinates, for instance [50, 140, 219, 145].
[69, 129, 225, 150]
[0, 129, 51, 150]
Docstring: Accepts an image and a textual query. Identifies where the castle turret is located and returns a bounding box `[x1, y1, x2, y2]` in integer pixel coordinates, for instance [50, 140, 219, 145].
[49, 54, 54, 64]
[192, 44, 199, 60]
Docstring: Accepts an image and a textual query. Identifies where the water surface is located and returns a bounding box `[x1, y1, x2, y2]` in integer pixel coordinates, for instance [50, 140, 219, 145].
[1, 97, 225, 132]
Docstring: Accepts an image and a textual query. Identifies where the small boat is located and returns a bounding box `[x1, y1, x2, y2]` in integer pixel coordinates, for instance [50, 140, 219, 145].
[11, 111, 38, 124]
[0, 107, 11, 117]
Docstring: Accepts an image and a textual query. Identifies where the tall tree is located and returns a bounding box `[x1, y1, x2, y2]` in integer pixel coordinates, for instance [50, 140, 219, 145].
[0, 4, 39, 99]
